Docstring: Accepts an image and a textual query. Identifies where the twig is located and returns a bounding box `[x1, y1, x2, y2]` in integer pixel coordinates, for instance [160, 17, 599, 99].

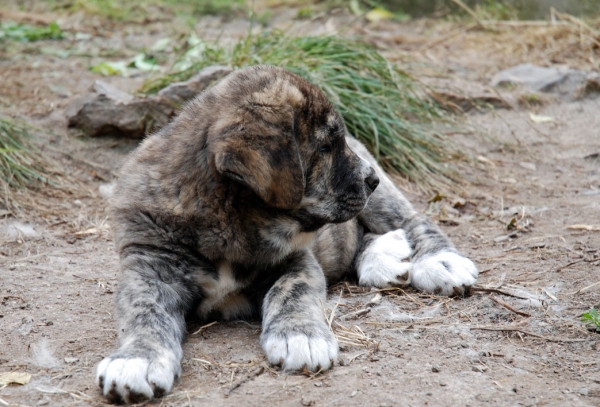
[190, 321, 218, 336]
[339, 308, 371, 320]
[555, 258, 588, 272]
[472, 286, 531, 300]
[226, 365, 265, 395]
[471, 326, 589, 342]
[489, 296, 531, 317]
[567, 281, 600, 296]
[567, 224, 600, 231]
[479, 19, 570, 27]
[328, 289, 343, 330]
[421, 23, 477, 50]
[448, 0, 485, 30]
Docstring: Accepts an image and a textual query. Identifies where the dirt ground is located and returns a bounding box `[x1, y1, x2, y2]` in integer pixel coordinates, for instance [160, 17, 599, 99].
[1, 6, 600, 407]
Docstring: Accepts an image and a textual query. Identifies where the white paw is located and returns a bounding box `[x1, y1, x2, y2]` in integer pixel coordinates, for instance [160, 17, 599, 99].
[263, 331, 338, 372]
[411, 251, 478, 296]
[97, 353, 178, 403]
[357, 230, 413, 288]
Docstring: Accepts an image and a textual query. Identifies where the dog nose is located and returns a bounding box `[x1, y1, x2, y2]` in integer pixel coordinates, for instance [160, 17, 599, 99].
[365, 168, 379, 193]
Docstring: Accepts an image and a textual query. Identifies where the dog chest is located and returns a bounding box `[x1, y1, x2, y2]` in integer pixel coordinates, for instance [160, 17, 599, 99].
[195, 260, 252, 319]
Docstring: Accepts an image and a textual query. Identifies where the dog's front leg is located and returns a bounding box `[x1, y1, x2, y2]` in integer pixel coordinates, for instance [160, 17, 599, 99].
[261, 250, 338, 372]
[97, 253, 198, 404]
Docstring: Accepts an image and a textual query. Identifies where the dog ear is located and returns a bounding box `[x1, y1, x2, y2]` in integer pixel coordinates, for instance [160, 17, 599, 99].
[211, 127, 305, 210]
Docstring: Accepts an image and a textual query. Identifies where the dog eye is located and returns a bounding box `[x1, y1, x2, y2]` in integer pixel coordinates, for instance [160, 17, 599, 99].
[319, 144, 332, 153]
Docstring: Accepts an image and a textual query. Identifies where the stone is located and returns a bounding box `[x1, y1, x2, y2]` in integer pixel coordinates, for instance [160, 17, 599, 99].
[66, 80, 176, 138]
[158, 65, 231, 105]
[65, 66, 232, 138]
[490, 64, 600, 101]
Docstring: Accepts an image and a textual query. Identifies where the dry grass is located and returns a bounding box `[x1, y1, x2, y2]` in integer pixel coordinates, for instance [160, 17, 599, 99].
[419, 10, 600, 72]
[0, 118, 76, 216]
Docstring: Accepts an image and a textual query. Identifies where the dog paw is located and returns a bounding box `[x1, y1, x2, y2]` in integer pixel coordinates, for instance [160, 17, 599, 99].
[357, 230, 413, 288]
[262, 329, 338, 372]
[411, 251, 478, 296]
[97, 351, 179, 404]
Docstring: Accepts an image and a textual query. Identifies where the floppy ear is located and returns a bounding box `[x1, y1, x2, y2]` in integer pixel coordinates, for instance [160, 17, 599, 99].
[211, 127, 305, 210]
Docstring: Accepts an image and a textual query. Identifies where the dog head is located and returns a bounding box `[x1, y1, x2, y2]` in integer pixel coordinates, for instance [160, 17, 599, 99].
[205, 65, 378, 228]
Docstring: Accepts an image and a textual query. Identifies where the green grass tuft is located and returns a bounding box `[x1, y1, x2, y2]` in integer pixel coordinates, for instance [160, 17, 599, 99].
[50, 0, 245, 21]
[582, 308, 600, 333]
[142, 31, 459, 190]
[0, 118, 60, 212]
[0, 21, 63, 42]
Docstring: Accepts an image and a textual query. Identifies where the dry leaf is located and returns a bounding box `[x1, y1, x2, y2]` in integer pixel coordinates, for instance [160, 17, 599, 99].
[529, 113, 555, 123]
[365, 7, 394, 22]
[0, 372, 32, 385]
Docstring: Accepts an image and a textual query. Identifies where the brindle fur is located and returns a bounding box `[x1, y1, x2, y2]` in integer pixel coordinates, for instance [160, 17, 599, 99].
[97, 65, 477, 403]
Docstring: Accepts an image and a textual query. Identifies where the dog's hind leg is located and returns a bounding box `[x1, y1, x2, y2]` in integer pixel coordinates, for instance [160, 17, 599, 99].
[346, 137, 478, 296]
[96, 248, 203, 404]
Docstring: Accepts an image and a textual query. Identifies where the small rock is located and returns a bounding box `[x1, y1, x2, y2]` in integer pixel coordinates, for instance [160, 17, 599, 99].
[439, 382, 447, 387]
[472, 365, 488, 373]
[66, 80, 176, 138]
[314, 381, 323, 387]
[301, 398, 316, 406]
[431, 366, 440, 373]
[579, 388, 589, 396]
[491, 64, 600, 101]
[64, 357, 79, 364]
[350, 390, 358, 397]
[158, 66, 232, 105]
[494, 235, 510, 243]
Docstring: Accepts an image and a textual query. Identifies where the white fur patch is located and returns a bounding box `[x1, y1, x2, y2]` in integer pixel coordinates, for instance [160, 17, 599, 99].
[411, 251, 478, 296]
[97, 354, 176, 403]
[198, 261, 250, 317]
[357, 230, 413, 288]
[263, 332, 338, 372]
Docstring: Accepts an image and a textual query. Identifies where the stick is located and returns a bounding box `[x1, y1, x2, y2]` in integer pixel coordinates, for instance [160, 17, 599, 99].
[339, 308, 371, 320]
[567, 281, 600, 296]
[448, 0, 486, 30]
[567, 224, 600, 231]
[226, 366, 265, 395]
[328, 289, 343, 330]
[471, 326, 588, 342]
[472, 286, 530, 300]
[489, 296, 531, 317]
[190, 321, 218, 336]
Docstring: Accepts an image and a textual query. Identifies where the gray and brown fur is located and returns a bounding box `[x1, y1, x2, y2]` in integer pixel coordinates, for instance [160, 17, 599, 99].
[97, 65, 476, 403]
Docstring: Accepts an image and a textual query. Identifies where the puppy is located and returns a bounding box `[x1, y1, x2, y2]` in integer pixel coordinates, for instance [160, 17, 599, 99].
[97, 65, 478, 403]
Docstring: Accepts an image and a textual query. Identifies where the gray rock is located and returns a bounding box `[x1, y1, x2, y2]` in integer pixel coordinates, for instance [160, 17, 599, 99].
[490, 64, 600, 101]
[66, 80, 176, 138]
[158, 65, 231, 105]
[65, 66, 232, 138]
[491, 64, 571, 92]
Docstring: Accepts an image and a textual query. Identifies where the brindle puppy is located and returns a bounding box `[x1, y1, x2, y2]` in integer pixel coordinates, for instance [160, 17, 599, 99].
[97, 65, 478, 403]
